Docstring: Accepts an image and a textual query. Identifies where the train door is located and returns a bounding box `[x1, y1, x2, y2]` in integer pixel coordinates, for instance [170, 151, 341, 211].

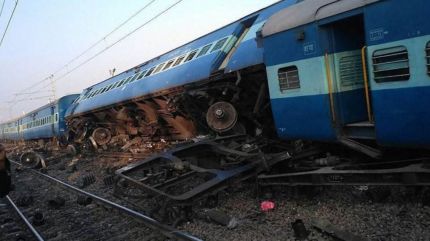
[320, 14, 375, 139]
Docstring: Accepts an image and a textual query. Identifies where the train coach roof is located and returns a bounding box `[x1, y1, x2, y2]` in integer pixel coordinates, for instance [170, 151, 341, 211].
[262, 0, 380, 37]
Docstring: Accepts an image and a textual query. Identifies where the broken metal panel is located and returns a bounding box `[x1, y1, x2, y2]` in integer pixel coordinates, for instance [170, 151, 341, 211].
[153, 97, 197, 140]
[135, 101, 159, 125]
[116, 135, 290, 204]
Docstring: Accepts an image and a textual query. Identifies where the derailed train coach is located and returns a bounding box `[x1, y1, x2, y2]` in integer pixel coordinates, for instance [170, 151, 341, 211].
[2, 0, 429, 155]
[261, 0, 430, 154]
[64, 0, 300, 151]
[0, 95, 79, 144]
[65, 0, 430, 154]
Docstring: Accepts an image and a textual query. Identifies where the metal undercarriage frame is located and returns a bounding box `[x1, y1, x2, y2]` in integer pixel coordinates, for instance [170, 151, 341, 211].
[115, 135, 290, 205]
[258, 158, 430, 187]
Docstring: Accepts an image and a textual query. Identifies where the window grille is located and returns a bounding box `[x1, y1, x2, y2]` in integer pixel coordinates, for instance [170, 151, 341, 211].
[196, 44, 212, 58]
[211, 37, 228, 53]
[372, 46, 410, 82]
[278, 66, 300, 91]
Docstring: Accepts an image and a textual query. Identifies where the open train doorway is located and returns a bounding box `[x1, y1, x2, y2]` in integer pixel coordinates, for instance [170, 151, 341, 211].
[320, 14, 375, 140]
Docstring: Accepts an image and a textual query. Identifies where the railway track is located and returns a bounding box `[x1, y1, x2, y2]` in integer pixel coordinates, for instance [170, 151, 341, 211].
[0, 195, 44, 241]
[5, 160, 202, 241]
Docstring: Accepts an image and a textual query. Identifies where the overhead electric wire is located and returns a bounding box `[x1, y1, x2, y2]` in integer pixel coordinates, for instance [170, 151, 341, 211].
[8, 95, 53, 104]
[0, 0, 6, 19]
[14, 90, 53, 96]
[0, 0, 18, 48]
[50, 0, 157, 77]
[36, 0, 184, 91]
[17, 0, 157, 94]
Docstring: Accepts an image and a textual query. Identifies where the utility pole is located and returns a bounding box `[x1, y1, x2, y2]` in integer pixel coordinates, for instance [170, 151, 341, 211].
[49, 74, 56, 102]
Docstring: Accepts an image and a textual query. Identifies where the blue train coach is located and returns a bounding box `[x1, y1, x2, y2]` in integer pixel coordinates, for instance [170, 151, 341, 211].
[262, 0, 430, 150]
[0, 94, 79, 143]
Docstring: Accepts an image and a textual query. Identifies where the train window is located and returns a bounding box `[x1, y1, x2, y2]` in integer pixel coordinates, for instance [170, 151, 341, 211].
[90, 90, 100, 97]
[173, 55, 186, 67]
[163, 59, 175, 70]
[426, 42, 430, 75]
[145, 66, 156, 77]
[153, 63, 165, 74]
[278, 66, 300, 91]
[117, 78, 128, 88]
[113, 81, 122, 89]
[211, 37, 229, 53]
[184, 50, 198, 62]
[129, 73, 140, 83]
[137, 70, 147, 80]
[122, 76, 133, 86]
[87, 91, 95, 99]
[55, 114, 59, 123]
[104, 85, 112, 92]
[372, 46, 410, 82]
[100, 87, 108, 94]
[196, 44, 212, 58]
[339, 55, 363, 87]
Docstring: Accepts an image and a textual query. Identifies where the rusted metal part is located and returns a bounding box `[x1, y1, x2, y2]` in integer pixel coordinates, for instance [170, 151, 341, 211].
[68, 118, 91, 143]
[135, 101, 159, 125]
[206, 101, 238, 133]
[111, 107, 133, 122]
[19, 151, 45, 169]
[258, 158, 430, 186]
[121, 137, 142, 151]
[91, 127, 112, 146]
[109, 134, 130, 146]
[116, 135, 291, 204]
[152, 97, 197, 140]
[312, 219, 369, 241]
[66, 144, 77, 156]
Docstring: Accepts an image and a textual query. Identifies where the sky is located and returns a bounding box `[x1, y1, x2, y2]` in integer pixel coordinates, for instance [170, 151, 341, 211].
[0, 0, 279, 122]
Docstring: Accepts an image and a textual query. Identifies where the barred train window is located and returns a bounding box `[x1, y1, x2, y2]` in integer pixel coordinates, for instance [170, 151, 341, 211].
[145, 66, 156, 77]
[196, 44, 212, 58]
[339, 54, 363, 87]
[137, 70, 147, 80]
[153, 63, 165, 74]
[163, 60, 175, 71]
[211, 37, 228, 53]
[372, 46, 410, 82]
[426, 42, 430, 75]
[173, 55, 186, 67]
[184, 50, 198, 62]
[278, 66, 300, 91]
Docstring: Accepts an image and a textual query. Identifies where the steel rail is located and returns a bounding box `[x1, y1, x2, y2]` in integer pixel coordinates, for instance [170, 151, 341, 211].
[5, 195, 45, 241]
[10, 160, 202, 241]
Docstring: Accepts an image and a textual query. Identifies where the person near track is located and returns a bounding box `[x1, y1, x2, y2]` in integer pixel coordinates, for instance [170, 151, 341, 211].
[0, 144, 11, 198]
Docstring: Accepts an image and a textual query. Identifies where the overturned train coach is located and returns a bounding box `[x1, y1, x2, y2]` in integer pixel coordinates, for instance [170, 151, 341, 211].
[2, 0, 430, 155]
[65, 0, 430, 154]
[0, 95, 79, 145]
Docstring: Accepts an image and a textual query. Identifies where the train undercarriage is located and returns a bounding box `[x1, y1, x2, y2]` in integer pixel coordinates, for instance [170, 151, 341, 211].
[66, 65, 275, 155]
